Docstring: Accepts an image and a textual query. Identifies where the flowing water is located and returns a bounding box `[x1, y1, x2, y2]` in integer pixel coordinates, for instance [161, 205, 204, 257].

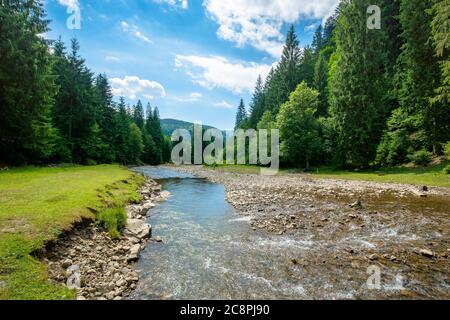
[130, 167, 314, 300]
[130, 167, 449, 300]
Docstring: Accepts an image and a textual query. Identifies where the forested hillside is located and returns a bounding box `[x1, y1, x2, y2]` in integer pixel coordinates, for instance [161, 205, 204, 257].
[236, 0, 450, 170]
[0, 1, 171, 166]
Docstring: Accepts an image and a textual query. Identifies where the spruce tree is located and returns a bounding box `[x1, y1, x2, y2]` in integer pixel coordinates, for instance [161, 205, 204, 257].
[235, 99, 247, 129]
[0, 0, 58, 164]
[248, 75, 265, 128]
[329, 0, 389, 167]
[133, 100, 145, 130]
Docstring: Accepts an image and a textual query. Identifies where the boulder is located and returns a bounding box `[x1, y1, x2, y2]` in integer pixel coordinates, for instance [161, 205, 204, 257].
[127, 244, 141, 261]
[124, 219, 152, 240]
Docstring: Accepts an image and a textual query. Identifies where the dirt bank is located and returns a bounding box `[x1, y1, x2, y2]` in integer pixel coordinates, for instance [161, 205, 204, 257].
[38, 178, 170, 300]
[171, 166, 450, 299]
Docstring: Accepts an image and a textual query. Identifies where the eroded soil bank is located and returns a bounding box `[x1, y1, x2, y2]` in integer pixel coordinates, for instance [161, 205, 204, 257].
[38, 178, 170, 300]
[171, 166, 450, 299]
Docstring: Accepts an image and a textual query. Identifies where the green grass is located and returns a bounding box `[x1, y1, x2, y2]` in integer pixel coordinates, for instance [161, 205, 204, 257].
[204, 162, 450, 187]
[96, 207, 127, 239]
[312, 162, 450, 187]
[0, 165, 144, 300]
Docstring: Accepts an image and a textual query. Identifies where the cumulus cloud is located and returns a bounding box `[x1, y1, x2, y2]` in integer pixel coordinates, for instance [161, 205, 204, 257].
[204, 0, 340, 57]
[120, 21, 153, 44]
[111, 76, 166, 100]
[175, 55, 272, 94]
[153, 0, 188, 9]
[57, 0, 79, 11]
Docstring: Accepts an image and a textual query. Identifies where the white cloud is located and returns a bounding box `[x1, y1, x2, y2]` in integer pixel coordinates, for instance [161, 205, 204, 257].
[214, 101, 234, 109]
[105, 55, 121, 62]
[111, 76, 166, 100]
[175, 92, 202, 102]
[153, 0, 188, 9]
[57, 0, 79, 11]
[204, 0, 340, 57]
[175, 55, 272, 94]
[120, 21, 153, 44]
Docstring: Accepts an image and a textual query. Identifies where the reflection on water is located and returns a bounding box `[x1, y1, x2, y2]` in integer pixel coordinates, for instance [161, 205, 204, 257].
[130, 167, 313, 300]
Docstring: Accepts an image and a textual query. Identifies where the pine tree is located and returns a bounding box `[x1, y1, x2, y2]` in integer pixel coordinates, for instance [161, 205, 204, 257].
[312, 25, 324, 56]
[248, 75, 265, 128]
[314, 52, 329, 117]
[329, 0, 389, 167]
[0, 0, 58, 164]
[279, 25, 302, 100]
[133, 100, 145, 130]
[115, 97, 130, 164]
[235, 99, 247, 129]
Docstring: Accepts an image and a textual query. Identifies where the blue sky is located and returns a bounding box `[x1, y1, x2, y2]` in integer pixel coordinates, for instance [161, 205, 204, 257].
[44, 0, 339, 130]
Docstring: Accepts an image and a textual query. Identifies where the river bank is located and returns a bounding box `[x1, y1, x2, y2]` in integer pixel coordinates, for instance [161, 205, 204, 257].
[170, 165, 450, 299]
[0, 165, 163, 300]
[38, 178, 170, 300]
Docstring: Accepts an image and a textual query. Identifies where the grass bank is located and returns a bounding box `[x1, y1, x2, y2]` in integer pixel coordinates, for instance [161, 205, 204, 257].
[0, 165, 144, 300]
[203, 162, 450, 188]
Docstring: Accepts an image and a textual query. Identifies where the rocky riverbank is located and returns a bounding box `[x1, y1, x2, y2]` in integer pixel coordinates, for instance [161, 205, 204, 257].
[40, 178, 170, 300]
[171, 165, 450, 299]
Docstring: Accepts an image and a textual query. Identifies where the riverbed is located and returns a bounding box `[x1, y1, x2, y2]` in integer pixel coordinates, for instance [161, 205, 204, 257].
[131, 166, 450, 300]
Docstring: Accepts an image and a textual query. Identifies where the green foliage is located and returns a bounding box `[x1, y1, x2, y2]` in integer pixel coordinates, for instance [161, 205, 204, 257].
[96, 207, 127, 238]
[444, 141, 450, 160]
[235, 99, 247, 129]
[408, 149, 432, 166]
[329, 0, 390, 167]
[276, 82, 322, 169]
[128, 123, 144, 164]
[0, 1, 58, 164]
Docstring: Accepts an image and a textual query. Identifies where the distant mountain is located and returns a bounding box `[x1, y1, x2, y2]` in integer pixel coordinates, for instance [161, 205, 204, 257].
[160, 119, 216, 136]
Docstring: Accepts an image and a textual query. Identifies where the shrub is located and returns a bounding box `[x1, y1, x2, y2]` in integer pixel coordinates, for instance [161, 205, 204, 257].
[408, 149, 432, 166]
[444, 165, 450, 174]
[443, 141, 450, 160]
[96, 207, 127, 238]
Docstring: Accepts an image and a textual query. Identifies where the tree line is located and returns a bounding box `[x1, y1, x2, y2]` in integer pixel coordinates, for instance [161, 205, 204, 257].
[236, 0, 449, 169]
[0, 0, 171, 166]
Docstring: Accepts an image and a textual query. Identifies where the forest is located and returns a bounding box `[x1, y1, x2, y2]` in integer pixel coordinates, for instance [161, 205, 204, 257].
[235, 0, 450, 171]
[0, 0, 171, 166]
[0, 0, 449, 171]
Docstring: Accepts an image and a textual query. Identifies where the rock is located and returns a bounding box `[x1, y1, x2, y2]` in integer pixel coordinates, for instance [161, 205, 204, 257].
[155, 236, 163, 243]
[368, 254, 378, 261]
[419, 249, 435, 258]
[116, 279, 127, 287]
[349, 200, 363, 210]
[140, 202, 155, 215]
[114, 296, 123, 301]
[61, 259, 72, 269]
[124, 219, 152, 240]
[421, 186, 428, 192]
[127, 244, 141, 261]
[66, 264, 80, 277]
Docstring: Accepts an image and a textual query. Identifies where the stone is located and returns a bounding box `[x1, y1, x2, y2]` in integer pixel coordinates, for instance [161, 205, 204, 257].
[127, 244, 141, 261]
[124, 219, 152, 240]
[61, 259, 72, 269]
[419, 249, 435, 258]
[368, 254, 378, 261]
[155, 236, 163, 243]
[349, 200, 363, 210]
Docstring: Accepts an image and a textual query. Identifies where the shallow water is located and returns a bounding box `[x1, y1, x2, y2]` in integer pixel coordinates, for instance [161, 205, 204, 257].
[130, 167, 450, 300]
[130, 167, 317, 300]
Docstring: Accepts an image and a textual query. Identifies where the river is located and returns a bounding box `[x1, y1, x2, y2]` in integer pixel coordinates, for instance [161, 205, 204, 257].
[130, 167, 314, 299]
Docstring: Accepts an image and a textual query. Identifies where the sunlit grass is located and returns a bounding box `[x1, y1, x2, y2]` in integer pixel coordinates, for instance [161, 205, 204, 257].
[0, 165, 143, 300]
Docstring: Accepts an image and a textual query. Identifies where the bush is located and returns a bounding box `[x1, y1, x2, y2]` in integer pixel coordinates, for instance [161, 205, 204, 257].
[443, 141, 450, 160]
[408, 149, 432, 166]
[444, 165, 450, 174]
[96, 207, 127, 238]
